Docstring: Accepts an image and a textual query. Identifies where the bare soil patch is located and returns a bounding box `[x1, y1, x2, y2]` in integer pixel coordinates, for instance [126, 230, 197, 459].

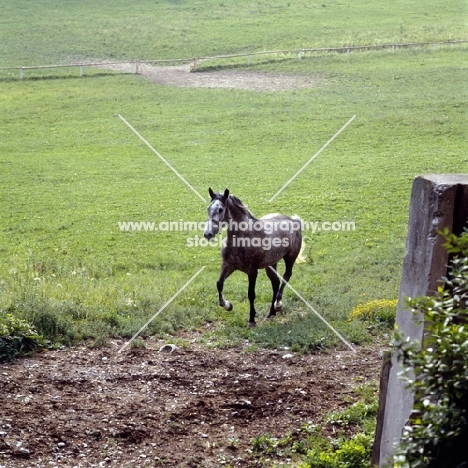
[103, 62, 320, 91]
[0, 340, 382, 467]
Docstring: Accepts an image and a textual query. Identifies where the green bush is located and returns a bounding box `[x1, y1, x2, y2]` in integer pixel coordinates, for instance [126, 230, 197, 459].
[326, 401, 378, 427]
[0, 313, 45, 361]
[298, 398, 377, 468]
[394, 229, 468, 468]
[349, 299, 398, 328]
[11, 299, 79, 345]
[302, 433, 373, 468]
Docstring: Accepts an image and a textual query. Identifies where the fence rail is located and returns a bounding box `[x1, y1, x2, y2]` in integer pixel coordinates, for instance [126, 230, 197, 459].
[1, 39, 466, 79]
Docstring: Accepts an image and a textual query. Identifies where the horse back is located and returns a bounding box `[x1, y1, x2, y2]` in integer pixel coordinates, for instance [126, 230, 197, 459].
[221, 213, 302, 272]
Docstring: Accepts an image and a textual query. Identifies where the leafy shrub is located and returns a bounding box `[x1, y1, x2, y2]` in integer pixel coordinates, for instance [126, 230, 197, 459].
[13, 299, 79, 345]
[394, 229, 468, 468]
[0, 313, 44, 361]
[338, 434, 373, 465]
[349, 299, 398, 328]
[302, 432, 373, 468]
[326, 401, 378, 427]
[298, 397, 377, 468]
[250, 433, 292, 455]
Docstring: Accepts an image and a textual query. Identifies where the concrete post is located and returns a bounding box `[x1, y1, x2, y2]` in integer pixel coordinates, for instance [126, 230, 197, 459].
[377, 174, 468, 467]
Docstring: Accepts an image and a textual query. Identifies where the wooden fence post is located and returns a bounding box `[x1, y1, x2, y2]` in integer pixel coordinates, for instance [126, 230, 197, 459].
[375, 174, 468, 467]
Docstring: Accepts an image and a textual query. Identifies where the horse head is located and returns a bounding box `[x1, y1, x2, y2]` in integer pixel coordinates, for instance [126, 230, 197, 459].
[204, 188, 230, 240]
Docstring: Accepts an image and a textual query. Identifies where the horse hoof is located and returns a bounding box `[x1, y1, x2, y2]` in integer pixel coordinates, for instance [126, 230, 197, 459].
[223, 301, 233, 311]
[274, 300, 282, 312]
[248, 321, 256, 328]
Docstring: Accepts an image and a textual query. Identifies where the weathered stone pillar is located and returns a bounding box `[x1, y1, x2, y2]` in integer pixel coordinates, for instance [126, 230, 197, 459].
[376, 174, 468, 467]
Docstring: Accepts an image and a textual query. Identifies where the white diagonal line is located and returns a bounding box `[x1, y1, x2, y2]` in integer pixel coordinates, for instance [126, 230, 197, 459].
[268, 266, 356, 353]
[118, 114, 207, 203]
[118, 266, 206, 353]
[269, 115, 356, 202]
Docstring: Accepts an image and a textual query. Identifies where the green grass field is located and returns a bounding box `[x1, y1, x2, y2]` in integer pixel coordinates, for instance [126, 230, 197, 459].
[1, 0, 466, 65]
[0, 1, 467, 351]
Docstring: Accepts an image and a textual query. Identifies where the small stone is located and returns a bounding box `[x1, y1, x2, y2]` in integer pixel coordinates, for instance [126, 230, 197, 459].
[58, 442, 66, 448]
[159, 344, 178, 353]
[13, 447, 30, 458]
[282, 353, 294, 359]
[16, 395, 32, 403]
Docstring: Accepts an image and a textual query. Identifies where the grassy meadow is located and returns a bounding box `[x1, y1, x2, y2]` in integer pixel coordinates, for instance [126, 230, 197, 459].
[0, 0, 466, 66]
[0, 0, 467, 351]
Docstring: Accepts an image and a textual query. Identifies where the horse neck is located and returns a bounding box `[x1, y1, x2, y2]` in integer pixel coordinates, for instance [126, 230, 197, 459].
[226, 198, 255, 235]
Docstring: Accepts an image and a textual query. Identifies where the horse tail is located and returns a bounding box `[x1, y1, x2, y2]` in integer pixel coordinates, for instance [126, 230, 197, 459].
[291, 215, 307, 264]
[296, 240, 307, 264]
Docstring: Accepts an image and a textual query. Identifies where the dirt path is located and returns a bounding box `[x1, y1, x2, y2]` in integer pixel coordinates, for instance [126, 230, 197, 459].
[0, 339, 382, 467]
[102, 62, 320, 91]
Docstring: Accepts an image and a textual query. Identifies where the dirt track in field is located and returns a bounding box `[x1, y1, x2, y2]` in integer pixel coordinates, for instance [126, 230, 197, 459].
[0, 339, 382, 467]
[102, 62, 320, 91]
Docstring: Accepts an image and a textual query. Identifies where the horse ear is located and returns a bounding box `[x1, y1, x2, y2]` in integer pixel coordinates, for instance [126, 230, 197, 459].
[223, 188, 230, 199]
[208, 187, 215, 199]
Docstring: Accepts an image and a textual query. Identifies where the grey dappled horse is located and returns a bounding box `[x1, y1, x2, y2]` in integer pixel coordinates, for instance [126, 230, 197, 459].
[204, 188, 302, 327]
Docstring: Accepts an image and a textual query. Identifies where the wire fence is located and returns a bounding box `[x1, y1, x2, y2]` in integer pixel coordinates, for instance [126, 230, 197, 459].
[1, 39, 466, 80]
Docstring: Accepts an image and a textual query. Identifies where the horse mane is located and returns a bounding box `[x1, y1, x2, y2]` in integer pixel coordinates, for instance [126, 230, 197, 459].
[227, 195, 257, 220]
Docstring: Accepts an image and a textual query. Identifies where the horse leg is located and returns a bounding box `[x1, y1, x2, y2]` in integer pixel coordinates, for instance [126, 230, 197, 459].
[217, 263, 234, 311]
[275, 256, 295, 308]
[247, 270, 258, 328]
[265, 264, 280, 319]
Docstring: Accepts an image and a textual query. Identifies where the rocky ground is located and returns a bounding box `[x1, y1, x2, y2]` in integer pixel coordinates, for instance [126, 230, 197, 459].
[0, 338, 382, 468]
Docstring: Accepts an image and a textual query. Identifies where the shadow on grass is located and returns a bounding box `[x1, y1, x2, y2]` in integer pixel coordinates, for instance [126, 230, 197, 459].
[210, 309, 369, 353]
[193, 55, 301, 73]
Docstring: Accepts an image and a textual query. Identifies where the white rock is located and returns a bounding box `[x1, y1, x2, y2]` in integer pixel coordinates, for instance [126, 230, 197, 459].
[159, 344, 178, 353]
